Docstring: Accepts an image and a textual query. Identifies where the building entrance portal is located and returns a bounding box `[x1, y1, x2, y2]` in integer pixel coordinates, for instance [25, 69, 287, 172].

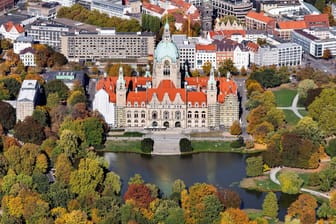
[175, 122, 181, 127]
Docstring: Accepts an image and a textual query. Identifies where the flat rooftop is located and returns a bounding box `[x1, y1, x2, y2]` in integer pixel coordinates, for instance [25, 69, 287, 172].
[0, 13, 33, 25]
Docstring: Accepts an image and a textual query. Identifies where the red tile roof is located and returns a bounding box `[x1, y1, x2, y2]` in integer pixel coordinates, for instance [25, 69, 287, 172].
[218, 78, 237, 103]
[246, 41, 259, 52]
[246, 11, 275, 24]
[304, 14, 329, 28]
[196, 44, 216, 51]
[142, 2, 165, 14]
[2, 21, 24, 33]
[209, 30, 246, 39]
[277, 20, 307, 30]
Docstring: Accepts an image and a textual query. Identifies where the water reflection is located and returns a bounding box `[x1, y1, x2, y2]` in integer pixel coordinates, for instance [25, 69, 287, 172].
[103, 152, 294, 220]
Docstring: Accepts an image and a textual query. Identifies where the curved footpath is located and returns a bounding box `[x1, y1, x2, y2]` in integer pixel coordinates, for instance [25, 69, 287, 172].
[270, 167, 330, 199]
[277, 94, 304, 119]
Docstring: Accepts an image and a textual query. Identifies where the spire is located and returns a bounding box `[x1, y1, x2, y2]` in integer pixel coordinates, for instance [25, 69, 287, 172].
[117, 65, 125, 90]
[226, 71, 230, 82]
[144, 64, 151, 77]
[163, 19, 171, 41]
[208, 67, 216, 90]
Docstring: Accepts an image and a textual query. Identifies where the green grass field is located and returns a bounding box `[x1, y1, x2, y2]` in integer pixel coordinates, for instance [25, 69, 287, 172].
[273, 89, 297, 107]
[282, 110, 300, 125]
[191, 141, 234, 152]
[103, 140, 143, 153]
[298, 109, 308, 117]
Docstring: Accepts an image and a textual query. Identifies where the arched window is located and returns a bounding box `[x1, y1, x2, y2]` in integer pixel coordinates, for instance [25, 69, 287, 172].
[175, 111, 181, 120]
[163, 111, 169, 120]
[141, 111, 146, 118]
[201, 111, 206, 119]
[134, 111, 138, 118]
[187, 111, 192, 118]
[163, 60, 170, 76]
[127, 111, 131, 118]
[152, 111, 158, 120]
[195, 111, 199, 119]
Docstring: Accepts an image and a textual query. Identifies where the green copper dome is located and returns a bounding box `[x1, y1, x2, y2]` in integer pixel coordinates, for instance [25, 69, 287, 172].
[154, 41, 179, 62]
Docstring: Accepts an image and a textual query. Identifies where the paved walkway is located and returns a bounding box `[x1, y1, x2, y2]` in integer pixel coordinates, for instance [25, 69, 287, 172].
[277, 94, 304, 119]
[270, 167, 330, 199]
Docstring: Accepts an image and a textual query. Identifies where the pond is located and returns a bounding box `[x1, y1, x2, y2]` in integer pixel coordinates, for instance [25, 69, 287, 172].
[103, 152, 297, 220]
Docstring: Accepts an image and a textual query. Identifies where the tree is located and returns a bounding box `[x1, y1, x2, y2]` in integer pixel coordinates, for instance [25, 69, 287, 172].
[230, 121, 242, 135]
[0, 82, 10, 100]
[128, 173, 144, 185]
[220, 208, 251, 224]
[35, 153, 48, 173]
[69, 152, 105, 196]
[32, 171, 50, 194]
[67, 90, 86, 107]
[262, 192, 278, 218]
[107, 63, 133, 77]
[0, 77, 21, 100]
[202, 61, 212, 76]
[218, 59, 237, 76]
[200, 195, 224, 224]
[322, 48, 332, 60]
[252, 121, 274, 144]
[81, 117, 104, 146]
[57, 129, 81, 160]
[278, 172, 304, 194]
[140, 138, 154, 153]
[171, 179, 186, 194]
[47, 92, 61, 108]
[246, 156, 263, 177]
[14, 116, 46, 145]
[32, 106, 50, 127]
[240, 66, 247, 76]
[124, 184, 155, 209]
[55, 153, 73, 184]
[45, 79, 70, 100]
[0, 100, 16, 131]
[308, 88, 336, 135]
[217, 188, 241, 209]
[297, 79, 317, 101]
[103, 171, 121, 196]
[287, 194, 317, 224]
[179, 138, 192, 152]
[1, 38, 12, 50]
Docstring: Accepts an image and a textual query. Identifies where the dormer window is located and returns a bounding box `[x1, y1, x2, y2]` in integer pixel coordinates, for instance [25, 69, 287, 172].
[134, 102, 138, 107]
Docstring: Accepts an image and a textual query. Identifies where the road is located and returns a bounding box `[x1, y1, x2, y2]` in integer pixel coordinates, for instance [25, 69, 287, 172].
[302, 53, 336, 75]
[233, 77, 251, 140]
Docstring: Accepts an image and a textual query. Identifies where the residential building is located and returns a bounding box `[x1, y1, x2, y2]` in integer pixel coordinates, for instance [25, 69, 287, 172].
[251, 42, 302, 66]
[93, 22, 239, 129]
[233, 44, 249, 70]
[27, 2, 61, 20]
[292, 28, 336, 57]
[14, 36, 34, 54]
[172, 34, 196, 69]
[16, 80, 40, 121]
[0, 0, 14, 12]
[274, 20, 307, 40]
[26, 18, 98, 51]
[141, 2, 165, 19]
[304, 14, 329, 29]
[211, 0, 253, 22]
[257, 0, 300, 12]
[253, 45, 278, 66]
[42, 0, 76, 7]
[245, 11, 276, 31]
[213, 38, 236, 67]
[245, 29, 267, 42]
[60, 28, 155, 62]
[91, 0, 132, 19]
[19, 47, 36, 67]
[42, 70, 87, 90]
[195, 44, 217, 69]
[209, 30, 246, 43]
[214, 18, 244, 31]
[0, 21, 24, 41]
[277, 43, 302, 66]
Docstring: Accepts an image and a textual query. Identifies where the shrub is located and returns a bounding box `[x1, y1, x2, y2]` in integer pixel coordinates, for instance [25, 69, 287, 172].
[230, 137, 245, 148]
[245, 139, 254, 149]
[179, 138, 192, 152]
[141, 138, 154, 153]
[326, 139, 336, 158]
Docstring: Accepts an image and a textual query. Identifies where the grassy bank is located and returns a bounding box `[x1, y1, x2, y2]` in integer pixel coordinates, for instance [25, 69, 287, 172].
[240, 176, 281, 192]
[282, 110, 300, 125]
[101, 140, 147, 154]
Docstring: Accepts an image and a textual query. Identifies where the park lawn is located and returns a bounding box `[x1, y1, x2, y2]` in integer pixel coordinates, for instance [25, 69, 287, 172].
[283, 110, 300, 126]
[255, 177, 281, 192]
[191, 141, 239, 152]
[103, 140, 143, 153]
[298, 109, 308, 117]
[273, 88, 297, 107]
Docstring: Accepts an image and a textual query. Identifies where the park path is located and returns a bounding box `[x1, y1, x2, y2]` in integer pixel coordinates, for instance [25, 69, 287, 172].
[269, 167, 330, 199]
[277, 94, 304, 119]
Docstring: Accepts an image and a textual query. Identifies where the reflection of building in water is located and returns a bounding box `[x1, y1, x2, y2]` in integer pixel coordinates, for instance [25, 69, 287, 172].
[93, 21, 239, 130]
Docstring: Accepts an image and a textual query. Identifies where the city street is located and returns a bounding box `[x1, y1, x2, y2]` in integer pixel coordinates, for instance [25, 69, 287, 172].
[233, 77, 251, 140]
[302, 53, 336, 75]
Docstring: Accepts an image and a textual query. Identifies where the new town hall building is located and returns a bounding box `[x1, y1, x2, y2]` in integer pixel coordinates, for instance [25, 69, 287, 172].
[93, 22, 239, 130]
